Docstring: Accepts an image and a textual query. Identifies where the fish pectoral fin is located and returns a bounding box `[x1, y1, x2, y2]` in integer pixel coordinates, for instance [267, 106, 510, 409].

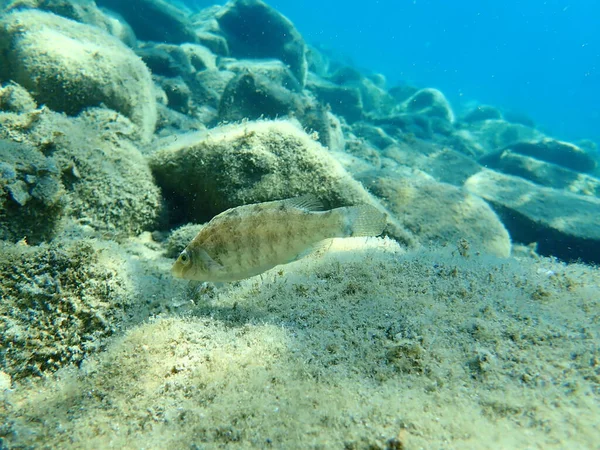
[288, 239, 333, 263]
[198, 249, 225, 273]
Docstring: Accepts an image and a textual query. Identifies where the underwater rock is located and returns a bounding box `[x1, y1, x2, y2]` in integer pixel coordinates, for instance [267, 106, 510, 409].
[0, 82, 37, 113]
[504, 138, 596, 174]
[0, 9, 157, 142]
[189, 68, 235, 111]
[461, 105, 503, 123]
[0, 108, 163, 236]
[181, 43, 217, 72]
[137, 43, 195, 78]
[301, 106, 346, 152]
[466, 119, 543, 155]
[351, 122, 397, 150]
[465, 169, 600, 264]
[357, 168, 511, 257]
[388, 84, 420, 103]
[215, 0, 308, 86]
[0, 239, 132, 379]
[5, 0, 123, 37]
[149, 119, 416, 248]
[395, 88, 455, 123]
[0, 139, 66, 243]
[156, 77, 193, 115]
[307, 74, 363, 123]
[480, 149, 600, 197]
[220, 58, 303, 93]
[306, 44, 332, 78]
[194, 30, 230, 56]
[218, 71, 306, 123]
[382, 142, 482, 187]
[96, 0, 197, 44]
[374, 114, 435, 141]
[165, 223, 205, 258]
[329, 66, 395, 115]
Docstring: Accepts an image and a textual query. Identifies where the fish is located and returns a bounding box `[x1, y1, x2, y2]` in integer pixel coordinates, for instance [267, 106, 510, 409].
[171, 195, 387, 282]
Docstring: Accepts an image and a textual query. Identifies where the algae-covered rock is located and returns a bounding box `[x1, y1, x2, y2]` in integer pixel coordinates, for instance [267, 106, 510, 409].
[0, 239, 132, 379]
[467, 119, 543, 154]
[0, 82, 37, 113]
[480, 149, 600, 197]
[0, 139, 66, 243]
[218, 71, 306, 122]
[357, 168, 511, 257]
[461, 104, 502, 123]
[96, 0, 198, 44]
[216, 0, 308, 86]
[465, 169, 600, 264]
[0, 9, 157, 141]
[505, 138, 597, 174]
[306, 73, 363, 123]
[149, 120, 416, 247]
[0, 108, 163, 236]
[398, 88, 455, 123]
[165, 223, 205, 258]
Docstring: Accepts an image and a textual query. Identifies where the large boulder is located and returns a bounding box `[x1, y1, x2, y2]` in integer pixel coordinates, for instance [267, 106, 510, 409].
[357, 168, 511, 257]
[149, 120, 416, 247]
[0, 9, 157, 141]
[215, 0, 308, 86]
[465, 169, 600, 264]
[96, 0, 198, 44]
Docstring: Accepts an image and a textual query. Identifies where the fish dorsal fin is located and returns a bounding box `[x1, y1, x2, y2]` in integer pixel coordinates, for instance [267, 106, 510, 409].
[282, 194, 325, 211]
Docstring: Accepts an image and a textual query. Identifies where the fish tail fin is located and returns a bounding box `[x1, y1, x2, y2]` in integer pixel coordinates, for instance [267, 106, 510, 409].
[342, 205, 387, 237]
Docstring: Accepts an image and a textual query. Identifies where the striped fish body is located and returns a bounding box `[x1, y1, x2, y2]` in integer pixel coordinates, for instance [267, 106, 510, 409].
[171, 196, 386, 282]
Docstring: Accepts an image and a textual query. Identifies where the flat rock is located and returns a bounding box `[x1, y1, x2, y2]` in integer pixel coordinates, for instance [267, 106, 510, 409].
[505, 139, 596, 173]
[382, 141, 482, 186]
[480, 149, 600, 197]
[467, 119, 543, 154]
[465, 169, 600, 264]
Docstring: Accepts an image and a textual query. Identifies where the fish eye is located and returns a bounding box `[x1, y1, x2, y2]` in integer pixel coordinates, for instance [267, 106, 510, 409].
[179, 250, 190, 265]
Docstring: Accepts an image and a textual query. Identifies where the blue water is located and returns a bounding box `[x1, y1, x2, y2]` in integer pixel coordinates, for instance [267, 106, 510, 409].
[227, 0, 599, 147]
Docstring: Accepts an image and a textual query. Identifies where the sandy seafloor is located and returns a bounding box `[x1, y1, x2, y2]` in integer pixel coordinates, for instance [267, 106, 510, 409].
[2, 235, 599, 449]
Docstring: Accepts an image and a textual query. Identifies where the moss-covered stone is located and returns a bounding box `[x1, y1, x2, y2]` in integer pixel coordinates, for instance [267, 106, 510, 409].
[0, 239, 132, 379]
[0, 9, 157, 141]
[0, 139, 66, 243]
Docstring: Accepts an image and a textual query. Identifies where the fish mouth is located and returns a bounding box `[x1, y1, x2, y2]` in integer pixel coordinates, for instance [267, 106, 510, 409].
[171, 264, 184, 278]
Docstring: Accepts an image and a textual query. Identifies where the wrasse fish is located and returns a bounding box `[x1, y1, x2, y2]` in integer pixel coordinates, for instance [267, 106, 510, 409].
[171, 195, 387, 282]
